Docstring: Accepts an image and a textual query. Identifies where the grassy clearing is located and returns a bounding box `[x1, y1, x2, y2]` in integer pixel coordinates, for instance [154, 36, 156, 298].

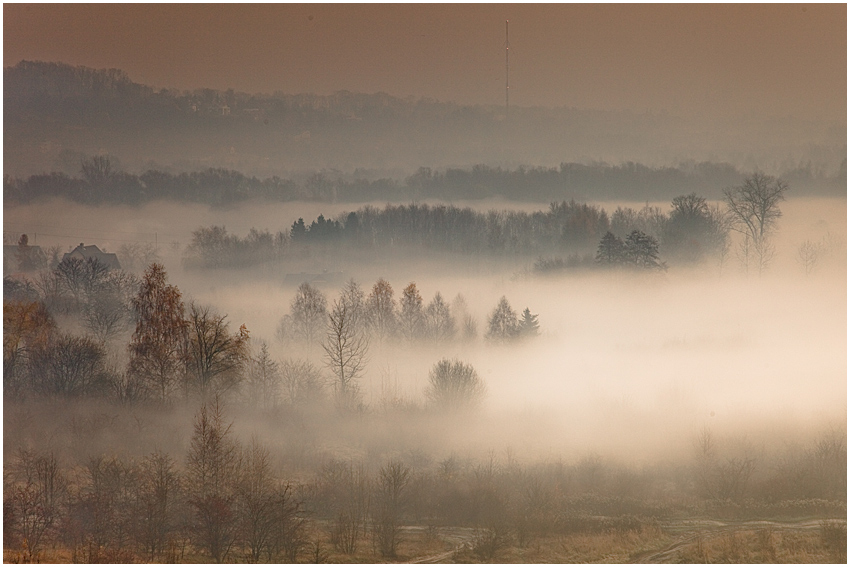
[676, 523, 846, 564]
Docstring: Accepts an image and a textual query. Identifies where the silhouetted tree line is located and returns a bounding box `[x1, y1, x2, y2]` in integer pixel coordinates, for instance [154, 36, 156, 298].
[183, 226, 288, 269]
[182, 195, 729, 270]
[5, 157, 756, 205]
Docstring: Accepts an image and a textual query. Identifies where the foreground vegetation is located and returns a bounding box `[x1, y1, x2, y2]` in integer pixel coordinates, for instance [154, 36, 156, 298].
[3, 388, 846, 564]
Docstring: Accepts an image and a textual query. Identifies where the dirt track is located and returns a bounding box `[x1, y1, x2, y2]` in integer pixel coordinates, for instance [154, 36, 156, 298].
[402, 519, 832, 564]
[403, 526, 477, 564]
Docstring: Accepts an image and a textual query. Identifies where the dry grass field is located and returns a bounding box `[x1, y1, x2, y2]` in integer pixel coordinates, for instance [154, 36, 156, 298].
[7, 518, 843, 564]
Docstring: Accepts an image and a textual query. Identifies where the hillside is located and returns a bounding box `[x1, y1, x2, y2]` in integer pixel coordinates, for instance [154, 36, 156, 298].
[5, 61, 846, 184]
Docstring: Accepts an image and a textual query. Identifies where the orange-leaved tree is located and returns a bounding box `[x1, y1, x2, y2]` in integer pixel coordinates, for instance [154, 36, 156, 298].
[128, 263, 188, 402]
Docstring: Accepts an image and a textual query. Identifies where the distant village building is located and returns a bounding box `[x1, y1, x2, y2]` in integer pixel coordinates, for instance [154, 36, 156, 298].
[62, 243, 121, 270]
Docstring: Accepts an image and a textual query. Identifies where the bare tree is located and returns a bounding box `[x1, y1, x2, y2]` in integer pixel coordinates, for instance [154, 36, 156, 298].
[693, 427, 717, 500]
[185, 303, 250, 399]
[136, 451, 181, 561]
[6, 449, 66, 561]
[662, 194, 729, 265]
[185, 400, 241, 563]
[53, 257, 110, 312]
[82, 269, 138, 345]
[371, 460, 411, 557]
[709, 204, 732, 275]
[323, 297, 369, 411]
[242, 341, 281, 411]
[3, 300, 55, 398]
[339, 278, 367, 335]
[366, 278, 396, 342]
[485, 297, 519, 342]
[74, 455, 139, 555]
[322, 461, 370, 555]
[32, 269, 66, 313]
[289, 282, 327, 346]
[724, 172, 788, 274]
[692, 428, 756, 501]
[424, 291, 456, 345]
[798, 239, 821, 276]
[117, 242, 161, 273]
[4, 273, 39, 303]
[398, 282, 425, 342]
[235, 439, 279, 563]
[128, 264, 188, 403]
[425, 359, 486, 412]
[80, 155, 115, 189]
[279, 358, 325, 407]
[31, 333, 110, 397]
[268, 483, 309, 562]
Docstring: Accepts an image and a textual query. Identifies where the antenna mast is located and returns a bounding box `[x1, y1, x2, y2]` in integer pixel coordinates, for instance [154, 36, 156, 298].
[505, 20, 510, 113]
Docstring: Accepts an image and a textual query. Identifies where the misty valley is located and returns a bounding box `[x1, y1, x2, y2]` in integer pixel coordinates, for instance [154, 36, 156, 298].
[2, 30, 847, 563]
[3, 181, 846, 563]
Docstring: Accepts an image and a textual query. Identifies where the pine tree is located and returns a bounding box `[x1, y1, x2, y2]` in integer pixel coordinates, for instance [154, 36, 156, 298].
[290, 218, 307, 241]
[595, 231, 626, 265]
[518, 308, 540, 338]
[624, 230, 666, 270]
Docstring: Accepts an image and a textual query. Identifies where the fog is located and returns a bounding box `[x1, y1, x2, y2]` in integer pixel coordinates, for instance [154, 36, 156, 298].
[4, 185, 846, 563]
[5, 196, 844, 466]
[4, 4, 845, 560]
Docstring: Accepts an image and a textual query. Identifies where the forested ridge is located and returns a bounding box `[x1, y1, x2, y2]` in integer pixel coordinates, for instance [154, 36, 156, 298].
[5, 61, 845, 193]
[6, 158, 770, 205]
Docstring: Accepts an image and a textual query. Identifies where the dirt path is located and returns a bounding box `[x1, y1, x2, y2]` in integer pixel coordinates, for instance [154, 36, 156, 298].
[402, 519, 832, 564]
[404, 526, 477, 564]
[629, 519, 826, 563]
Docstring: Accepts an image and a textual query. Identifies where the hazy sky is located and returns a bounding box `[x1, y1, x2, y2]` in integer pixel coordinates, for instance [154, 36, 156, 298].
[4, 4, 846, 121]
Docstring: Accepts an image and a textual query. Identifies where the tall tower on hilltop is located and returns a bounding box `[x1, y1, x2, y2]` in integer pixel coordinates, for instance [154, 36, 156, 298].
[505, 20, 510, 113]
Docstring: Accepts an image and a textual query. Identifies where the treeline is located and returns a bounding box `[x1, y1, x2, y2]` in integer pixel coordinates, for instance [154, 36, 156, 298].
[3, 259, 534, 408]
[5, 60, 471, 126]
[4, 156, 754, 205]
[6, 61, 846, 187]
[181, 174, 807, 276]
[277, 279, 537, 349]
[182, 194, 728, 270]
[5, 403, 846, 563]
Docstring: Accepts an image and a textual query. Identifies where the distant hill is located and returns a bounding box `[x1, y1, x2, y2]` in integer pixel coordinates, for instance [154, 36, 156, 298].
[4, 61, 846, 197]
